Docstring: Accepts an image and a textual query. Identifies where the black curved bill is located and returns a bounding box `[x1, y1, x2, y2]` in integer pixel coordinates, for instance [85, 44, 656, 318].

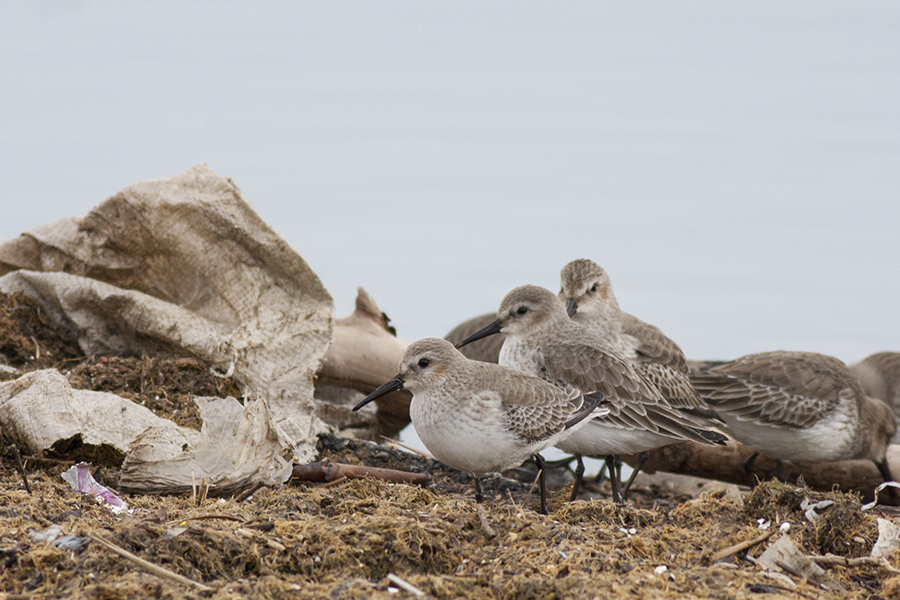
[876, 457, 894, 483]
[565, 298, 578, 318]
[454, 319, 502, 348]
[352, 374, 405, 411]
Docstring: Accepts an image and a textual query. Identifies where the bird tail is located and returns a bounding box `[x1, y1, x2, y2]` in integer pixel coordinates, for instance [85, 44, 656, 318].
[645, 406, 729, 446]
[565, 391, 608, 430]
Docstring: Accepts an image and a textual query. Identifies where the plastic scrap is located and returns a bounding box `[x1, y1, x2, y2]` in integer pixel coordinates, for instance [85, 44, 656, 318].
[62, 462, 129, 514]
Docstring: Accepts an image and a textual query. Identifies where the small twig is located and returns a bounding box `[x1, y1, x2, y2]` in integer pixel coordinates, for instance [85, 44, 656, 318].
[476, 504, 497, 539]
[774, 559, 820, 587]
[21, 455, 76, 466]
[321, 476, 349, 488]
[234, 482, 263, 502]
[165, 514, 245, 526]
[811, 554, 900, 574]
[774, 559, 805, 583]
[8, 445, 31, 495]
[291, 461, 429, 486]
[751, 582, 819, 600]
[381, 436, 434, 459]
[386, 573, 425, 597]
[506, 488, 522, 515]
[710, 530, 775, 563]
[30, 336, 40, 361]
[191, 471, 197, 505]
[520, 469, 542, 513]
[197, 477, 209, 505]
[89, 533, 215, 592]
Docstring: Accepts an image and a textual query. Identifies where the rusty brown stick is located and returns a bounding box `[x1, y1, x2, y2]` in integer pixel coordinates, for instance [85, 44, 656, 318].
[291, 461, 429, 486]
[709, 530, 775, 563]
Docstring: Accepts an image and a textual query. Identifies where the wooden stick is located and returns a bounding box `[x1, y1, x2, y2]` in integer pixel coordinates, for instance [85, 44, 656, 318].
[197, 477, 209, 505]
[314, 288, 411, 437]
[291, 461, 429, 486]
[709, 530, 775, 563]
[386, 573, 425, 597]
[165, 514, 244, 526]
[234, 482, 263, 502]
[476, 504, 497, 539]
[89, 533, 214, 592]
[811, 554, 900, 574]
[8, 445, 31, 495]
[381, 436, 434, 459]
[625, 441, 900, 502]
[21, 455, 76, 465]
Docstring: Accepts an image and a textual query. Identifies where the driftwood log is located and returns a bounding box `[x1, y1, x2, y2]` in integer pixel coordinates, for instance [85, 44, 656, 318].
[625, 440, 900, 502]
[315, 288, 411, 436]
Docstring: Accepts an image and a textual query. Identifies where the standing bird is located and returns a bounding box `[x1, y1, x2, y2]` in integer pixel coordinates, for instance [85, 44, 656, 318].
[352, 337, 606, 515]
[455, 285, 727, 503]
[559, 259, 723, 493]
[690, 350, 896, 485]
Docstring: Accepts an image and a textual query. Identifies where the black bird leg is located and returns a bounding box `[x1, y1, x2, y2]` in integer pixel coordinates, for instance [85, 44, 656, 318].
[621, 451, 648, 499]
[569, 455, 585, 502]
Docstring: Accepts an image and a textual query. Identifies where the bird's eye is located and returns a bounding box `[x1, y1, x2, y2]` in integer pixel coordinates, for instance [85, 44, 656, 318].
[417, 358, 430, 368]
[590, 283, 598, 293]
[516, 306, 528, 315]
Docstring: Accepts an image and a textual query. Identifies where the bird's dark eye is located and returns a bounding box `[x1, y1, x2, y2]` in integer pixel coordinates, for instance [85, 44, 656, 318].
[516, 306, 528, 315]
[417, 358, 430, 368]
[590, 283, 598, 293]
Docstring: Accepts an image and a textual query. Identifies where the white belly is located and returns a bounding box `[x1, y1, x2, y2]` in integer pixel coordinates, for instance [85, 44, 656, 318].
[409, 391, 548, 474]
[555, 418, 678, 457]
[721, 413, 857, 462]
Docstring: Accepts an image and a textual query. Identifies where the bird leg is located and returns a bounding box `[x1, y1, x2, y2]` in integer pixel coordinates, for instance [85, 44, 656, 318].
[533, 453, 549, 515]
[569, 455, 585, 502]
[606, 455, 623, 504]
[594, 461, 609, 485]
[474, 475, 485, 504]
[742, 451, 760, 488]
[621, 451, 648, 499]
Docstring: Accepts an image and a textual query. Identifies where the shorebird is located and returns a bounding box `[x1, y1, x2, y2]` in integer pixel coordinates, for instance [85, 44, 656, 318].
[352, 337, 607, 515]
[853, 351, 900, 432]
[690, 350, 897, 485]
[559, 259, 723, 493]
[455, 284, 727, 502]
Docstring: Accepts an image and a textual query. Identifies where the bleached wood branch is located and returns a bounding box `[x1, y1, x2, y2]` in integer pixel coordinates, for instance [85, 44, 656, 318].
[625, 440, 900, 502]
[315, 288, 411, 435]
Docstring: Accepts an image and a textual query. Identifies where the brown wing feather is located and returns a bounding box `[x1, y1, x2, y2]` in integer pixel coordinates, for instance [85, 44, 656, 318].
[620, 313, 689, 372]
[537, 329, 661, 407]
[639, 361, 717, 418]
[690, 351, 860, 428]
[470, 362, 590, 444]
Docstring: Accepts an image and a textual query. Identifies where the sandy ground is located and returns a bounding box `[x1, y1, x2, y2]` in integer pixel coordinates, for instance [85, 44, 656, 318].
[2, 291, 899, 599]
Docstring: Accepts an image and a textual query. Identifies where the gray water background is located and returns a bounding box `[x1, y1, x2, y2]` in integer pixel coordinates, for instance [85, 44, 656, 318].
[2, 2, 898, 371]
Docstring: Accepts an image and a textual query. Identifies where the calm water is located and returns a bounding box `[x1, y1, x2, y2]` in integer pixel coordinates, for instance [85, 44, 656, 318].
[2, 1, 898, 372]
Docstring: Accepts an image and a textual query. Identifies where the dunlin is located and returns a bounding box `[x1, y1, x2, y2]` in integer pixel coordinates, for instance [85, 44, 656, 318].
[690, 350, 896, 484]
[559, 259, 723, 492]
[853, 351, 900, 430]
[352, 337, 607, 514]
[455, 285, 727, 502]
[559, 259, 715, 417]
